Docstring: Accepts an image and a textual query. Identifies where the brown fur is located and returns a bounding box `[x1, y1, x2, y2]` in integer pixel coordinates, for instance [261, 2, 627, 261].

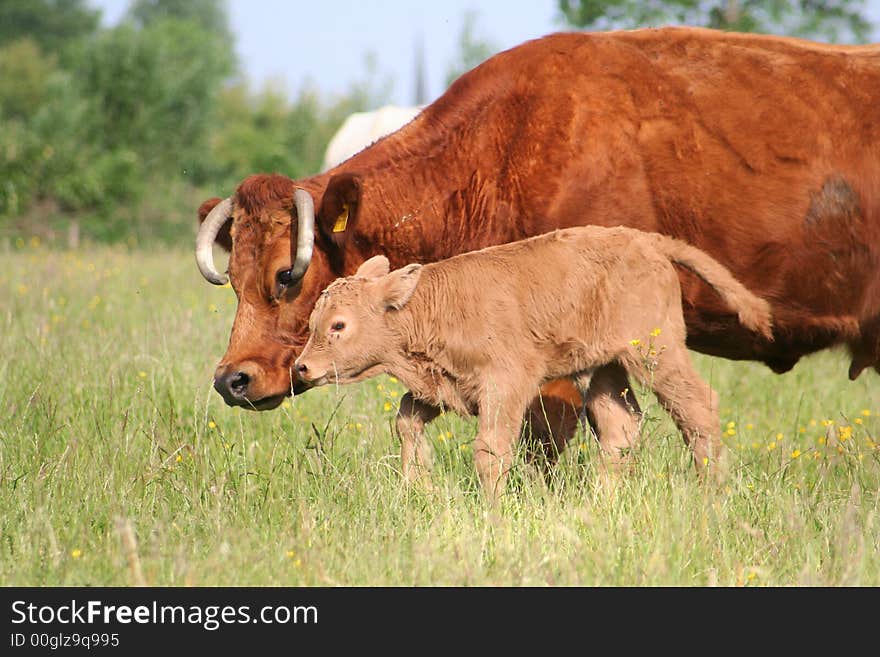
[200, 27, 880, 456]
[295, 226, 773, 499]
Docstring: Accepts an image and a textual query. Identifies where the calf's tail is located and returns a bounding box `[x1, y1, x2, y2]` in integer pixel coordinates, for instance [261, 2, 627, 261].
[651, 234, 774, 341]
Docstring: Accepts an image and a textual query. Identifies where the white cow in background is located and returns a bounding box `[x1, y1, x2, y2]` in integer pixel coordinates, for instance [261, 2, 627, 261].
[322, 104, 424, 171]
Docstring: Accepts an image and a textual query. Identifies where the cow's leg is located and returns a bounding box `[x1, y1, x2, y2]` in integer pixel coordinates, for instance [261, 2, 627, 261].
[395, 392, 441, 484]
[524, 379, 582, 471]
[474, 395, 526, 503]
[645, 345, 724, 478]
[582, 363, 643, 474]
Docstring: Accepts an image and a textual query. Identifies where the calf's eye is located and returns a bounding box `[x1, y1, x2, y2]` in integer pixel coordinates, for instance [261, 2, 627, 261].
[331, 321, 346, 331]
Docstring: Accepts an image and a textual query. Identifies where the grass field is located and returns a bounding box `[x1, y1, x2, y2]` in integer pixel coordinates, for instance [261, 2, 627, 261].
[1, 242, 878, 586]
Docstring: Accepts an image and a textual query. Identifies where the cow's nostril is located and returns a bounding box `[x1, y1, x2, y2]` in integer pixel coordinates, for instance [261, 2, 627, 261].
[229, 371, 250, 394]
[296, 362, 308, 375]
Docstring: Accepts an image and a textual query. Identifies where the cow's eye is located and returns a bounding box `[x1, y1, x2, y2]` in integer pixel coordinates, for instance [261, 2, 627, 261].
[331, 321, 346, 331]
[276, 269, 295, 288]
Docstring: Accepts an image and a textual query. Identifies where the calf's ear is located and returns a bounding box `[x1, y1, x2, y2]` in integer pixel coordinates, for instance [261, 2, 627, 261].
[355, 255, 390, 279]
[379, 263, 422, 310]
[318, 172, 361, 249]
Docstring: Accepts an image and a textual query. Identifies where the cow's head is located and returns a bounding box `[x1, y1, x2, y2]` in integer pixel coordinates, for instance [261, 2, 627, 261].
[294, 256, 422, 387]
[195, 173, 366, 409]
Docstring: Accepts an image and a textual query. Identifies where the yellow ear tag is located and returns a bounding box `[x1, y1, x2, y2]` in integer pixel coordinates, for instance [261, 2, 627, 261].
[332, 204, 349, 233]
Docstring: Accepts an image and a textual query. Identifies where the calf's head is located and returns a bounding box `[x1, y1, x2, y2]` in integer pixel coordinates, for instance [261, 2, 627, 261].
[295, 256, 422, 386]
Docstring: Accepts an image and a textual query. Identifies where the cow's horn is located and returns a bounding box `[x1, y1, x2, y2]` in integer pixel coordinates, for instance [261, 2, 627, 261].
[195, 196, 233, 285]
[290, 188, 315, 281]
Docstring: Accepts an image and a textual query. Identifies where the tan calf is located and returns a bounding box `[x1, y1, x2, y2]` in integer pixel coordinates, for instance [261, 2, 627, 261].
[295, 226, 773, 499]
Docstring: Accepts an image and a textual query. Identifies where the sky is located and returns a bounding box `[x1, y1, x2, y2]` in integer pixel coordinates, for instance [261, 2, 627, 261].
[91, 1, 880, 107]
[90, 0, 569, 105]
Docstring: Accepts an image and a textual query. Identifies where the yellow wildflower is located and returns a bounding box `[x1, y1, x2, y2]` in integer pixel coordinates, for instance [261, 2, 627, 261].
[138, 371, 147, 379]
[208, 421, 216, 429]
[767, 442, 777, 451]
[383, 402, 392, 412]
[791, 449, 801, 459]
[629, 339, 641, 347]
[650, 328, 661, 337]
[862, 410, 872, 417]
[71, 549, 82, 559]
[854, 418, 863, 425]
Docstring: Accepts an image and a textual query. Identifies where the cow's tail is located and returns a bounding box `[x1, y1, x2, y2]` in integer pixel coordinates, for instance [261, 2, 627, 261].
[652, 234, 774, 341]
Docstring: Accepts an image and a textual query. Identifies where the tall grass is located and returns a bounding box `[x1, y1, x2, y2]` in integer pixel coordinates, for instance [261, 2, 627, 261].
[1, 244, 877, 586]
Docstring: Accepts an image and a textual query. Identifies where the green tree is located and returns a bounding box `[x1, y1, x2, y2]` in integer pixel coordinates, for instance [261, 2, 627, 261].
[0, 39, 58, 120]
[445, 11, 499, 87]
[0, 0, 99, 58]
[558, 0, 874, 43]
[209, 79, 376, 184]
[126, 0, 234, 42]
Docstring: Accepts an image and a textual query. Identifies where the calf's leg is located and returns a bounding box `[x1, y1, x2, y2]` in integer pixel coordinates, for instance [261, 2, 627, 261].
[643, 346, 724, 476]
[395, 392, 441, 483]
[474, 395, 526, 503]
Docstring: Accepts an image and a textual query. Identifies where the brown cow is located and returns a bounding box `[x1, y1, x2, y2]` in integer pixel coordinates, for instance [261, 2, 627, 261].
[293, 226, 773, 498]
[195, 27, 880, 458]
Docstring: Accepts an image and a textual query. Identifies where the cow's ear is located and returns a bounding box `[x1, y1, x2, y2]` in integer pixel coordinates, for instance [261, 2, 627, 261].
[355, 255, 390, 279]
[198, 197, 232, 252]
[318, 172, 362, 249]
[379, 263, 422, 310]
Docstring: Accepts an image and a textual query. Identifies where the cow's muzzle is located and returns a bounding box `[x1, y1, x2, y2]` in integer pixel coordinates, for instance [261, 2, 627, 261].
[213, 362, 302, 410]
